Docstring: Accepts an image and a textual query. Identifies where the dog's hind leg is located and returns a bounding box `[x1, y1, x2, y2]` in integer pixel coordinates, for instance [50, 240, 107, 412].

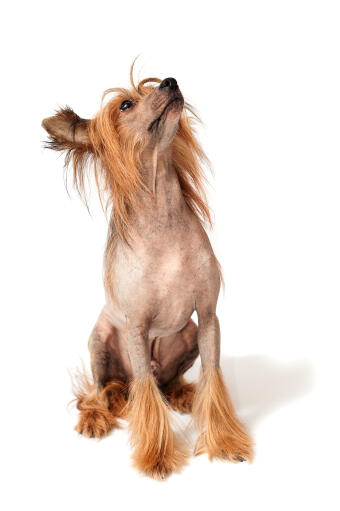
[74, 310, 128, 438]
[156, 320, 199, 413]
[126, 323, 188, 479]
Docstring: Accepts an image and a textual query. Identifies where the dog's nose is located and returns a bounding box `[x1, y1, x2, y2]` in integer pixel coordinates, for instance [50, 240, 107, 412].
[159, 77, 178, 90]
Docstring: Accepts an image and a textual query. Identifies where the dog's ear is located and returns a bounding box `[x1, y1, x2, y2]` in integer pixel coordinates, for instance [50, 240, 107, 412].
[42, 107, 91, 151]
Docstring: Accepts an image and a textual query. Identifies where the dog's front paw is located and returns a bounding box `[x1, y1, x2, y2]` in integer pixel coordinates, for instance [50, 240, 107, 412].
[194, 431, 253, 463]
[133, 445, 188, 480]
[75, 409, 118, 438]
[215, 437, 253, 463]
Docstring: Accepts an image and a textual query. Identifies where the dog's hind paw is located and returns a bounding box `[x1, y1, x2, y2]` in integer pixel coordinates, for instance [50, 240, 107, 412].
[75, 409, 119, 438]
[163, 382, 196, 414]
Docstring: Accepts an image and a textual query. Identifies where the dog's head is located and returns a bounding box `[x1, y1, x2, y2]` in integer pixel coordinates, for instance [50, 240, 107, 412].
[42, 77, 184, 158]
[117, 76, 184, 150]
[42, 71, 210, 238]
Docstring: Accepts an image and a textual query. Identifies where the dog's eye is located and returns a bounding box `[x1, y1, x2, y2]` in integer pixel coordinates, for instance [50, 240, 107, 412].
[120, 100, 133, 112]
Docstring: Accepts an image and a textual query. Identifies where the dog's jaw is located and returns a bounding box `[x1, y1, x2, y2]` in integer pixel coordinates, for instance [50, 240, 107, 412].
[148, 95, 184, 133]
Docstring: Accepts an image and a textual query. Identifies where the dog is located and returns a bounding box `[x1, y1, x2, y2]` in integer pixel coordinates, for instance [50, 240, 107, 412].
[42, 68, 253, 479]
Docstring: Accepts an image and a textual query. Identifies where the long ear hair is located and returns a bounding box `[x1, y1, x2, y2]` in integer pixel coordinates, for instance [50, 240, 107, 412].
[172, 107, 212, 227]
[88, 89, 149, 241]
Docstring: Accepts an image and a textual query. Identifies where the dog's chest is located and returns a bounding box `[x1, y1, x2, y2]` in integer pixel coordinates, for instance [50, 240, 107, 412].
[109, 222, 216, 333]
[115, 232, 208, 295]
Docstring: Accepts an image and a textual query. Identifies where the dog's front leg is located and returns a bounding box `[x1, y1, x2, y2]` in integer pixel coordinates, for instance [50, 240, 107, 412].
[193, 311, 253, 462]
[126, 325, 187, 479]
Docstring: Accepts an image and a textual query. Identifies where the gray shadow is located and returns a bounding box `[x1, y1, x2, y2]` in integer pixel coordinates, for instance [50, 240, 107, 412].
[219, 355, 315, 427]
[185, 355, 315, 429]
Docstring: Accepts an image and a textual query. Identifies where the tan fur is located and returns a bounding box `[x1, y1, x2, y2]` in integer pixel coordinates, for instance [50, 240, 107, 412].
[73, 373, 127, 438]
[162, 376, 196, 413]
[127, 374, 188, 479]
[103, 380, 128, 417]
[192, 367, 253, 461]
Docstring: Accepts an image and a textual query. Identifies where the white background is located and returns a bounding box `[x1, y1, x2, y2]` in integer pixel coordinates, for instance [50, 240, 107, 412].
[1, 1, 339, 509]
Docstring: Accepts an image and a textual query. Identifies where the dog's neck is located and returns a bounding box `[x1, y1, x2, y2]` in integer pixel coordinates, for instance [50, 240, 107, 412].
[122, 146, 186, 240]
[108, 145, 187, 244]
[137, 146, 183, 206]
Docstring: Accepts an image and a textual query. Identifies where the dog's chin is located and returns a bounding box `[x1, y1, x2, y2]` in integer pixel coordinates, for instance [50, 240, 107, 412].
[164, 98, 184, 118]
[148, 97, 184, 133]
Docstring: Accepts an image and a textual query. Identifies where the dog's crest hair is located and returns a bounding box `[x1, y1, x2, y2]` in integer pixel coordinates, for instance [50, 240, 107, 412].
[44, 65, 212, 241]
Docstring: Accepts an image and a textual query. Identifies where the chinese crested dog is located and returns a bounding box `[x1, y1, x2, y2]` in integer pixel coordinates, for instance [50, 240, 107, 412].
[42, 68, 253, 479]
